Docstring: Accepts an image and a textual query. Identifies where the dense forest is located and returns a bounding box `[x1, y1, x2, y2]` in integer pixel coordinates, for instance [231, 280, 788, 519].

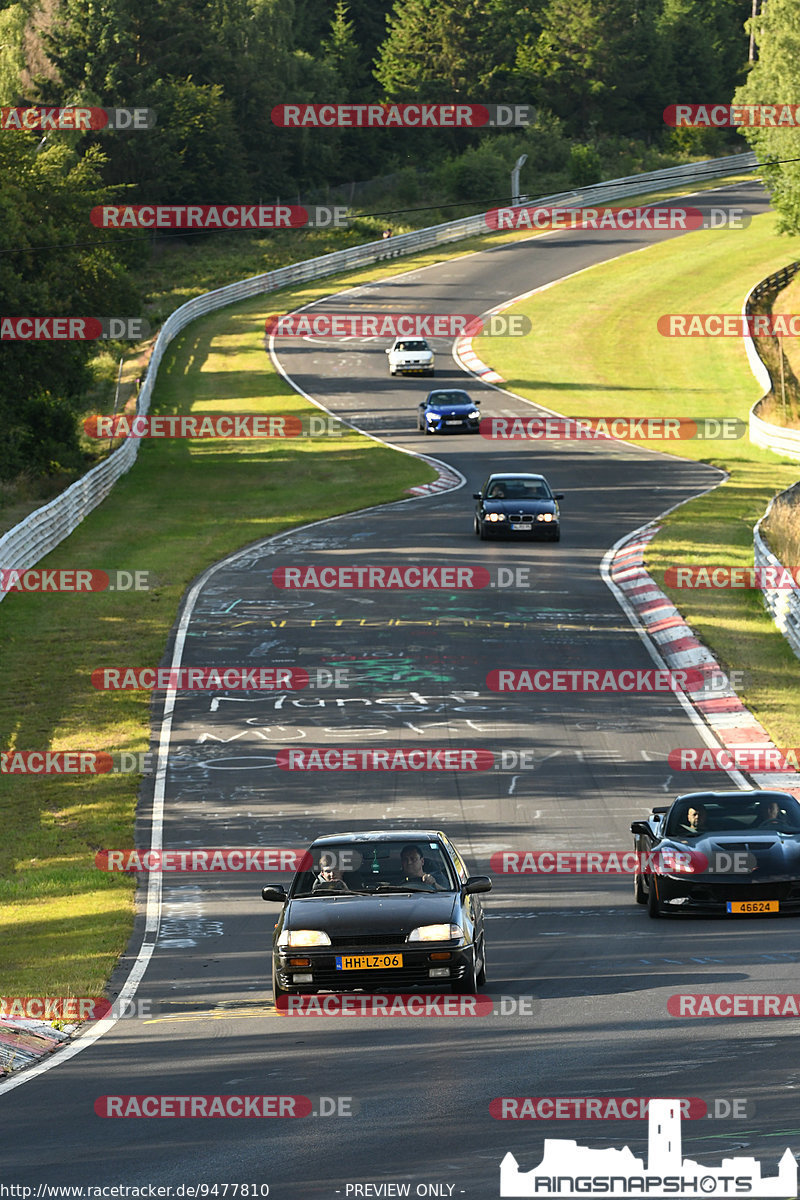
[0, 0, 791, 485]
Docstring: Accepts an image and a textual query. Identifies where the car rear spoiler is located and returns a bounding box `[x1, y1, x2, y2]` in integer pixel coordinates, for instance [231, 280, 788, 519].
[651, 806, 670, 815]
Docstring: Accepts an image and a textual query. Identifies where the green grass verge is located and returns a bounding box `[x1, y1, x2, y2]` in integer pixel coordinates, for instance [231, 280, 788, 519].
[480, 210, 800, 749]
[0, 283, 436, 997]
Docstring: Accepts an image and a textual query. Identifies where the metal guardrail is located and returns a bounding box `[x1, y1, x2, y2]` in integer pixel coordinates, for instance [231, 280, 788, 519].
[745, 260, 800, 461]
[754, 486, 800, 662]
[0, 150, 758, 598]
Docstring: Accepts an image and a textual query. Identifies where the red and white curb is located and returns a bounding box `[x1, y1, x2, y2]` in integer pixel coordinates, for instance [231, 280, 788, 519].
[453, 335, 505, 384]
[406, 459, 463, 496]
[609, 525, 800, 798]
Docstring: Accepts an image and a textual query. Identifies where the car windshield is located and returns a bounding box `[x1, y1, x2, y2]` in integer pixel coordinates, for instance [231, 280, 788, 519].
[665, 795, 800, 836]
[396, 340, 429, 351]
[430, 392, 470, 406]
[290, 840, 457, 897]
[486, 478, 551, 500]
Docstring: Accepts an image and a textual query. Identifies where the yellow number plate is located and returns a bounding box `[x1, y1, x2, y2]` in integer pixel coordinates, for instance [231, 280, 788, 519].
[726, 900, 778, 913]
[336, 954, 402, 970]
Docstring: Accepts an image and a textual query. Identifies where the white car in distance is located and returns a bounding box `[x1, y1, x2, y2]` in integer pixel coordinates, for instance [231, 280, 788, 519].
[386, 337, 435, 377]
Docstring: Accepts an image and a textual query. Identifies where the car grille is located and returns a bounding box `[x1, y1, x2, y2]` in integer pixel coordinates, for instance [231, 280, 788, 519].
[692, 882, 800, 902]
[328, 933, 407, 948]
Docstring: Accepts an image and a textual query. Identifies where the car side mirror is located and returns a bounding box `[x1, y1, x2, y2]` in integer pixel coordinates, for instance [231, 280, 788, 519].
[262, 885, 288, 902]
[463, 875, 492, 895]
[384, 348, 391, 354]
[473, 492, 482, 499]
[554, 493, 564, 500]
[474, 398, 481, 405]
[631, 821, 656, 839]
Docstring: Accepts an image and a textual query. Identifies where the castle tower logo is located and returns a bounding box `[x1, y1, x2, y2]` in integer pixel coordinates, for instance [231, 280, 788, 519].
[500, 1098, 797, 1197]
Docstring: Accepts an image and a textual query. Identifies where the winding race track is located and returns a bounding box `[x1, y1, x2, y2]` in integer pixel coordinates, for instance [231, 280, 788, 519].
[4, 182, 794, 1197]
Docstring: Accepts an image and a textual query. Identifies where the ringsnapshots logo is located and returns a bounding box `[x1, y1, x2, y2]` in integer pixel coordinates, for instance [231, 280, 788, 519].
[658, 314, 800, 336]
[264, 313, 531, 338]
[484, 206, 749, 232]
[271, 103, 534, 128]
[1, 317, 150, 340]
[0, 106, 155, 131]
[91, 205, 348, 230]
[499, 1098, 797, 1198]
[480, 416, 746, 441]
[0, 568, 150, 594]
[665, 103, 800, 127]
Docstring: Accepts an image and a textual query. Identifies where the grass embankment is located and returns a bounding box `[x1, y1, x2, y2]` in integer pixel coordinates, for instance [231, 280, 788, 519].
[479, 211, 800, 749]
[0, 273, 436, 999]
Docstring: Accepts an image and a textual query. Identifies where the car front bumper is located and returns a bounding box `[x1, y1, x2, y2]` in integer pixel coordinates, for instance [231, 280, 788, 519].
[652, 874, 800, 914]
[273, 944, 476, 992]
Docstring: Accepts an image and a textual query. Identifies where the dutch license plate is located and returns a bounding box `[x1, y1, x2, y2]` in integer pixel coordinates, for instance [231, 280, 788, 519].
[336, 954, 403, 970]
[445, 420, 462, 425]
[511, 522, 533, 530]
[726, 900, 778, 913]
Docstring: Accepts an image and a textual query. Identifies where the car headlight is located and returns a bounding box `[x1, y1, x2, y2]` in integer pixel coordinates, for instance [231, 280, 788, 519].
[426, 411, 438, 421]
[277, 929, 332, 948]
[536, 513, 554, 522]
[407, 923, 463, 942]
[468, 410, 480, 419]
[487, 512, 506, 522]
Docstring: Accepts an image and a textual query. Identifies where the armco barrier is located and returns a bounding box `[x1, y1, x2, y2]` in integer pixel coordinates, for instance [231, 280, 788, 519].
[0, 151, 757, 599]
[745, 260, 800, 462]
[754, 486, 800, 662]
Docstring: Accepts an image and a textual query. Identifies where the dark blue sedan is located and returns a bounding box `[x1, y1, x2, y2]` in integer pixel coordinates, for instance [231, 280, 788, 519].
[418, 389, 481, 434]
[473, 472, 563, 541]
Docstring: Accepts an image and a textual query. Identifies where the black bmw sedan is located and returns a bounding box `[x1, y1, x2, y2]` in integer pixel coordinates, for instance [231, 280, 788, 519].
[263, 830, 491, 997]
[473, 472, 563, 541]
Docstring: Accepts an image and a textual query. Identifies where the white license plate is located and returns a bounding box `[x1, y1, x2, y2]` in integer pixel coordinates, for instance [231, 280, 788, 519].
[511, 522, 533, 530]
[445, 420, 462, 425]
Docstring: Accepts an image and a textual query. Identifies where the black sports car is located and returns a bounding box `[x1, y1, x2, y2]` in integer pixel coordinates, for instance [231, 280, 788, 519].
[631, 789, 800, 917]
[473, 472, 563, 541]
[263, 830, 491, 996]
[418, 389, 481, 434]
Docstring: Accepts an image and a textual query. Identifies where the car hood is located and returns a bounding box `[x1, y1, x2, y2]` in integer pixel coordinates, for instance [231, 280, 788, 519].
[284, 892, 458, 933]
[429, 403, 477, 415]
[662, 832, 800, 878]
[482, 498, 556, 513]
[393, 348, 432, 359]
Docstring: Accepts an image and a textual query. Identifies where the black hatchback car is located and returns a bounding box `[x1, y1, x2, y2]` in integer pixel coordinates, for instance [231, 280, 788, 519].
[418, 389, 481, 434]
[263, 830, 491, 997]
[473, 472, 563, 541]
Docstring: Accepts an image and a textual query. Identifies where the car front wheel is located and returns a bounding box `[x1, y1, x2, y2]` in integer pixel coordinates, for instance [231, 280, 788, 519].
[272, 959, 290, 1001]
[452, 950, 478, 993]
[647, 881, 661, 918]
[476, 935, 487, 986]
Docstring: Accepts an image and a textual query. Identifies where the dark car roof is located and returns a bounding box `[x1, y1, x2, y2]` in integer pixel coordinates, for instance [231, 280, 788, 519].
[671, 790, 798, 806]
[309, 829, 445, 845]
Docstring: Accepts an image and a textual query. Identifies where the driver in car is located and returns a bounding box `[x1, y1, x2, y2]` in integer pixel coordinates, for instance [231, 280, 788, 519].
[400, 844, 448, 889]
[678, 804, 708, 835]
[312, 859, 351, 892]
